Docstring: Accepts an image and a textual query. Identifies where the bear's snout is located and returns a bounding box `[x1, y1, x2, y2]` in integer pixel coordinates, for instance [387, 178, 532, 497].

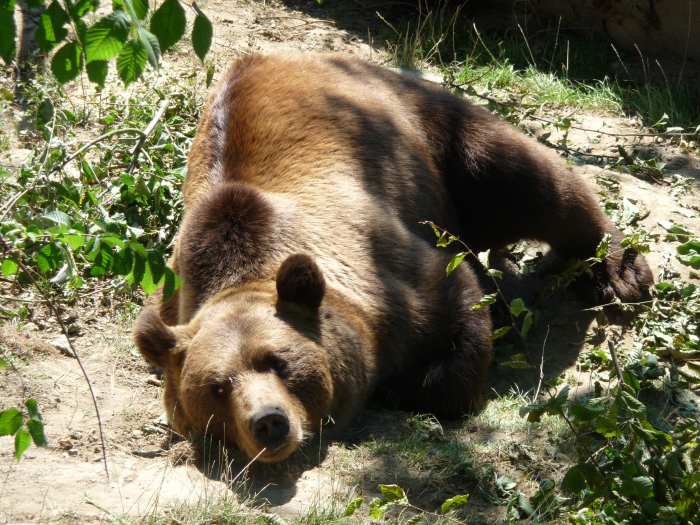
[250, 406, 290, 450]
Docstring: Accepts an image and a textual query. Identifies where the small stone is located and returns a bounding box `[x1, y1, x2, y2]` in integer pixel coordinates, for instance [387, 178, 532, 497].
[58, 437, 73, 450]
[67, 449, 78, 457]
[50, 336, 73, 357]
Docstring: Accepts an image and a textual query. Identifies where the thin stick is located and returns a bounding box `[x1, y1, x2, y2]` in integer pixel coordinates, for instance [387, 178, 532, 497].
[533, 325, 550, 403]
[0, 240, 110, 480]
[607, 336, 625, 384]
[57, 128, 145, 170]
[128, 98, 169, 173]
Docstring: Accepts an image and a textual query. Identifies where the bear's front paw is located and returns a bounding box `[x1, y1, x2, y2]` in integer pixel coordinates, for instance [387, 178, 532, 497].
[593, 248, 653, 305]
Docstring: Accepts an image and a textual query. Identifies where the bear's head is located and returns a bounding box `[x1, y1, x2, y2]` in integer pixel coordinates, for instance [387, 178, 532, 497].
[133, 254, 333, 463]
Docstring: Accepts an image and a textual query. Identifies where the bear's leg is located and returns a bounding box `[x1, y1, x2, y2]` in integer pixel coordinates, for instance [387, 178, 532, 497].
[443, 124, 652, 304]
[385, 268, 493, 418]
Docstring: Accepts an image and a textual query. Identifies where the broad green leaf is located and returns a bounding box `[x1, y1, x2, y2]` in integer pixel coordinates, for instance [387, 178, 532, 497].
[1, 259, 18, 276]
[677, 240, 700, 269]
[343, 497, 363, 517]
[378, 484, 406, 502]
[561, 463, 603, 494]
[0, 408, 23, 436]
[191, 8, 212, 61]
[114, 0, 147, 20]
[43, 210, 71, 226]
[492, 325, 511, 341]
[35, 0, 69, 52]
[150, 0, 186, 52]
[162, 267, 179, 300]
[595, 233, 611, 259]
[520, 311, 534, 339]
[51, 41, 83, 83]
[621, 475, 654, 500]
[24, 399, 41, 420]
[26, 419, 48, 446]
[500, 352, 533, 369]
[440, 494, 469, 514]
[470, 292, 497, 311]
[0, 357, 7, 368]
[14, 428, 32, 459]
[137, 26, 160, 69]
[85, 12, 130, 62]
[0, 0, 16, 64]
[368, 498, 388, 520]
[86, 60, 108, 87]
[116, 38, 147, 85]
[509, 297, 527, 317]
[446, 252, 466, 276]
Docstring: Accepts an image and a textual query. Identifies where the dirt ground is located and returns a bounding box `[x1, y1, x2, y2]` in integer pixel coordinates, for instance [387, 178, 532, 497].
[1, 1, 699, 524]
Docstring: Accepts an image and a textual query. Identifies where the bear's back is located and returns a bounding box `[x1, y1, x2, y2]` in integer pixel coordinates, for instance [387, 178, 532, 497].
[179, 53, 468, 324]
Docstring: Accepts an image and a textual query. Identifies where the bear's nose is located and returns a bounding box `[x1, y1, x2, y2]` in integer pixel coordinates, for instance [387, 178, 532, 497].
[250, 407, 290, 450]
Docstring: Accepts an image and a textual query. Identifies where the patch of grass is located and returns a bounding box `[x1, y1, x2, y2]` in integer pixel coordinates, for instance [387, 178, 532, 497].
[383, 3, 700, 127]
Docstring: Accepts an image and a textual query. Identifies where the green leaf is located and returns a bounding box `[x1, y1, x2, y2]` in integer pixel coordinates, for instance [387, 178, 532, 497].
[470, 292, 497, 311]
[85, 12, 130, 62]
[137, 25, 160, 69]
[70, 0, 99, 17]
[0, 0, 17, 64]
[24, 399, 41, 420]
[446, 252, 466, 276]
[116, 38, 147, 85]
[0, 357, 7, 368]
[191, 8, 212, 61]
[26, 419, 48, 446]
[43, 210, 71, 226]
[150, 0, 186, 52]
[677, 240, 700, 269]
[0, 408, 23, 436]
[115, 0, 147, 20]
[51, 41, 83, 83]
[500, 352, 533, 369]
[14, 428, 32, 460]
[1, 259, 18, 276]
[86, 60, 108, 87]
[509, 297, 527, 317]
[561, 463, 603, 494]
[343, 497, 363, 517]
[492, 325, 511, 341]
[378, 484, 406, 502]
[440, 494, 469, 514]
[35, 0, 69, 52]
[520, 311, 534, 339]
[621, 475, 654, 500]
[368, 498, 388, 520]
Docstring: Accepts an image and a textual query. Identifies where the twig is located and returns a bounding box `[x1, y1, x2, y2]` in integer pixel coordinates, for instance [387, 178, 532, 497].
[128, 98, 170, 173]
[57, 128, 145, 171]
[607, 334, 625, 384]
[0, 240, 110, 480]
[533, 325, 550, 403]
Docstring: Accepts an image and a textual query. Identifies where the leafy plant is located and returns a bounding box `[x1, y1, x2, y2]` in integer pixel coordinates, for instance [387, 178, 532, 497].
[0, 398, 48, 460]
[1, 0, 213, 86]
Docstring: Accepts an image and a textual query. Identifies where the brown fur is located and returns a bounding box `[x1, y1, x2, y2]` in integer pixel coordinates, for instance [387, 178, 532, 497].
[133, 53, 652, 462]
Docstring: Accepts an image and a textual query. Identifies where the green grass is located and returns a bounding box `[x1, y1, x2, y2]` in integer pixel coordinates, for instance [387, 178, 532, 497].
[383, 3, 700, 128]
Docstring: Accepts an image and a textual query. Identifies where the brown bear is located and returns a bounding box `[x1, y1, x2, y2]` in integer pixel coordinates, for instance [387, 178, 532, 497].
[133, 53, 652, 463]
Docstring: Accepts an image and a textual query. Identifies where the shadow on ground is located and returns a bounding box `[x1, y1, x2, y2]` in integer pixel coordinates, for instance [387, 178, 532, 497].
[281, 0, 700, 129]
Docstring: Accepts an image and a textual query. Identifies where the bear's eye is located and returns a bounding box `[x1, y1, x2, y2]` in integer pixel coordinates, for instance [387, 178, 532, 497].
[210, 382, 229, 399]
[255, 352, 288, 379]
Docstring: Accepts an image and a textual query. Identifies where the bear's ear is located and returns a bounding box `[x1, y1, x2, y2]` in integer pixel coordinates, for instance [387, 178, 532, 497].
[276, 254, 326, 310]
[133, 306, 180, 368]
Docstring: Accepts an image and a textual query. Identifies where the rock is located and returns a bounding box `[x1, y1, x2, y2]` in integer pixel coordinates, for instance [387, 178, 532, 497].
[50, 336, 73, 357]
